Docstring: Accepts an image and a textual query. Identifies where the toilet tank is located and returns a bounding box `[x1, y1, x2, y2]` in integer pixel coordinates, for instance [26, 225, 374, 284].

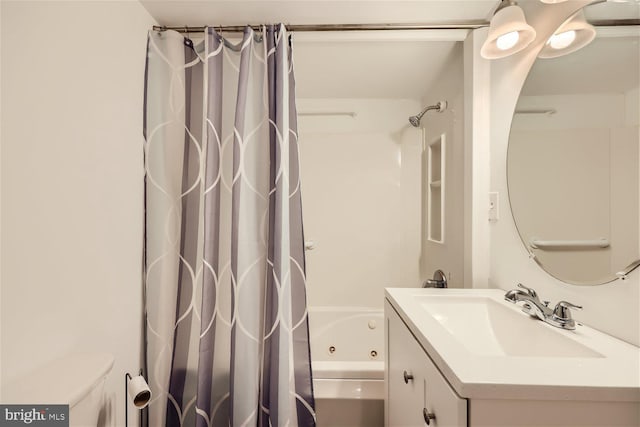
[3, 353, 115, 427]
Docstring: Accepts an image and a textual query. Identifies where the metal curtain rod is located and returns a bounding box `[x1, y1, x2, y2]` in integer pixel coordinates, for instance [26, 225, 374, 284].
[152, 22, 489, 33]
[153, 19, 640, 34]
[590, 19, 640, 27]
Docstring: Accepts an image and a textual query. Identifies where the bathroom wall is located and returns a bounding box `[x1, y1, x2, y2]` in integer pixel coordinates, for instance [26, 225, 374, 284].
[462, 27, 491, 290]
[298, 98, 423, 309]
[483, 0, 640, 346]
[1, 1, 156, 424]
[419, 43, 466, 288]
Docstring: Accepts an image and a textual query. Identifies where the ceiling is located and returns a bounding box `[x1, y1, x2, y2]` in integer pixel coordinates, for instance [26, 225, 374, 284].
[140, 1, 499, 27]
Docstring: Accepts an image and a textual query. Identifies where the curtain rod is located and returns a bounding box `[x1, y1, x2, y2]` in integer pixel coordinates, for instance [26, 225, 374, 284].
[590, 19, 640, 27]
[152, 23, 489, 33]
[152, 19, 640, 34]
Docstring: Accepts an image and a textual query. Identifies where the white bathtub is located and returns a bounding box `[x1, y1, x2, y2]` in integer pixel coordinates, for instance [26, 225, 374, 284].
[309, 307, 385, 427]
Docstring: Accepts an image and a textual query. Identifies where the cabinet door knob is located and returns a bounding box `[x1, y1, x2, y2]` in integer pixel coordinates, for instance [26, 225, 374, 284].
[423, 408, 436, 425]
[403, 370, 414, 384]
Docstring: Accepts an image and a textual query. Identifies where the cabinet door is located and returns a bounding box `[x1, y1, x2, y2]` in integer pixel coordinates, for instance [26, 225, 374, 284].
[386, 304, 429, 426]
[423, 349, 467, 427]
[386, 301, 467, 427]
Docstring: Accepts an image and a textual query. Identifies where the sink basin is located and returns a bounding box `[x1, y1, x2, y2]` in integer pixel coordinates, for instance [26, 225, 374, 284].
[419, 296, 603, 358]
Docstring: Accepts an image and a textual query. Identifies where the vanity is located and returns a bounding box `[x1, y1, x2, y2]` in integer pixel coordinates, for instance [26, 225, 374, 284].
[384, 288, 640, 427]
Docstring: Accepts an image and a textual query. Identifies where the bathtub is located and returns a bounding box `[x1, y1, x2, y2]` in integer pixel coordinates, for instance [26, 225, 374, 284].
[308, 307, 385, 427]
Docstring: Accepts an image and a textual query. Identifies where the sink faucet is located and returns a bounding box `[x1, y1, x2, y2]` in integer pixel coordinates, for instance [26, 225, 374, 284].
[505, 283, 552, 320]
[504, 284, 582, 330]
[504, 283, 538, 303]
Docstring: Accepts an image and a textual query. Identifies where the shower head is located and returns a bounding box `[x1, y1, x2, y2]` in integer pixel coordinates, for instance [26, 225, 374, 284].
[408, 115, 421, 127]
[408, 101, 447, 127]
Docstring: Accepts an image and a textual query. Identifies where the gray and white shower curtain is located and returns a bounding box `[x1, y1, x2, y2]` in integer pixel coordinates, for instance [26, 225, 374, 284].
[143, 25, 315, 427]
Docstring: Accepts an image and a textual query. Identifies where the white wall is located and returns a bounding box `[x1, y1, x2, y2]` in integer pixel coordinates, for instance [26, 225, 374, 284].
[298, 98, 423, 309]
[483, 0, 640, 346]
[1, 1, 156, 425]
[463, 27, 491, 290]
[419, 43, 466, 288]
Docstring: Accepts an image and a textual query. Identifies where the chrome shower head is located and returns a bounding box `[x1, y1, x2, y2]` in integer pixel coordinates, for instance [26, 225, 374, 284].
[408, 115, 421, 127]
[408, 101, 447, 127]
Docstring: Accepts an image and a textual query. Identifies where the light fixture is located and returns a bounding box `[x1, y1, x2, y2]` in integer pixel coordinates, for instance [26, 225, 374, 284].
[125, 371, 152, 427]
[481, 0, 537, 59]
[538, 10, 596, 58]
[539, 0, 569, 3]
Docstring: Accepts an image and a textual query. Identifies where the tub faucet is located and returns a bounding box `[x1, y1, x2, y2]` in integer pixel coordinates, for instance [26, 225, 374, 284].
[504, 284, 582, 330]
[423, 269, 447, 288]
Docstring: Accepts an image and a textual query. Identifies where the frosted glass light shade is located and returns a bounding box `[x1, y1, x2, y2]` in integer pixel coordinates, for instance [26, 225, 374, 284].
[539, 10, 596, 58]
[481, 5, 537, 59]
[548, 30, 576, 49]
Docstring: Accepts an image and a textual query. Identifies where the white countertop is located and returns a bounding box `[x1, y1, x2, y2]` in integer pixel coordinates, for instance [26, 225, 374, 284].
[385, 288, 640, 402]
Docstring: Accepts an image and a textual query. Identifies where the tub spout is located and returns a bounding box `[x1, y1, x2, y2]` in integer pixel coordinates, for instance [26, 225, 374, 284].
[422, 270, 447, 288]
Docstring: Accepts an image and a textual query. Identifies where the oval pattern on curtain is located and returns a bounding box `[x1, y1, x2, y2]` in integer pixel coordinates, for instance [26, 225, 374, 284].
[143, 24, 315, 427]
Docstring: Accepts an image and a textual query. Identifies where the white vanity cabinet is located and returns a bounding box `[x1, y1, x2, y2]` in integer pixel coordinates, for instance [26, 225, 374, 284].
[385, 300, 467, 427]
[385, 288, 640, 427]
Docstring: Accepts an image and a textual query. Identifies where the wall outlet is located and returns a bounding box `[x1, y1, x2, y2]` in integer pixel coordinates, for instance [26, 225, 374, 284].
[489, 192, 499, 222]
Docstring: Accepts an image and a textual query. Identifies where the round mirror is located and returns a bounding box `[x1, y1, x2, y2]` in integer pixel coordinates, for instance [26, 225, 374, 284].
[507, 1, 640, 285]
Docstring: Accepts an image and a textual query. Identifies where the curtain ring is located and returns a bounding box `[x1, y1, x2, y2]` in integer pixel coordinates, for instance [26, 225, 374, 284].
[257, 24, 265, 42]
[183, 26, 194, 49]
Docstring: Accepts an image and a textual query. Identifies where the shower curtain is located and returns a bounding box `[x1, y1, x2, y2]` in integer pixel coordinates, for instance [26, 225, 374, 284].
[143, 25, 315, 427]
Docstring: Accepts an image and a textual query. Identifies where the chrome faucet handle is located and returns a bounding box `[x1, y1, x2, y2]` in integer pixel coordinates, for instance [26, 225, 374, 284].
[552, 301, 582, 320]
[517, 283, 538, 299]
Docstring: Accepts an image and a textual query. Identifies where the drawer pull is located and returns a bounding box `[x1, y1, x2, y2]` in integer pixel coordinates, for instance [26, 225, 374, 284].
[423, 408, 436, 425]
[403, 370, 414, 384]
